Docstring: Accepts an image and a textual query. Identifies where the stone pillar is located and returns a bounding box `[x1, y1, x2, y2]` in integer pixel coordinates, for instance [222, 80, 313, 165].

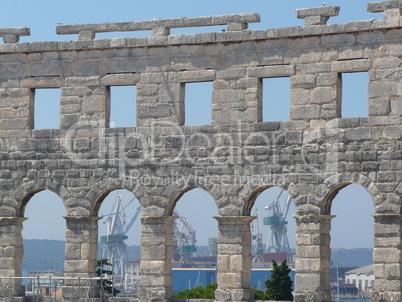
[372, 214, 402, 302]
[212, 74, 261, 125]
[0, 217, 26, 301]
[214, 216, 255, 302]
[293, 214, 334, 302]
[63, 216, 100, 300]
[0, 88, 33, 131]
[138, 216, 175, 302]
[60, 84, 108, 130]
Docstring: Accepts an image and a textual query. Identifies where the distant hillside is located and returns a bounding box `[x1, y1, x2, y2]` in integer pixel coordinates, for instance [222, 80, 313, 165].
[22, 240, 373, 272]
[23, 240, 140, 272]
[23, 239, 65, 271]
[331, 248, 373, 267]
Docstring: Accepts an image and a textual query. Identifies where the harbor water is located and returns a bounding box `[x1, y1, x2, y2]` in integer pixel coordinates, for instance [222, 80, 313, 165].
[172, 268, 296, 293]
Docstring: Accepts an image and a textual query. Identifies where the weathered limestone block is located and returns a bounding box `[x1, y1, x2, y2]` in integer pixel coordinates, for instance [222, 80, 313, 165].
[293, 214, 333, 302]
[321, 34, 356, 46]
[139, 216, 175, 302]
[0, 88, 33, 131]
[291, 105, 321, 120]
[214, 216, 254, 302]
[0, 27, 30, 44]
[331, 59, 372, 73]
[100, 73, 140, 86]
[310, 87, 338, 104]
[368, 0, 402, 12]
[0, 217, 27, 299]
[368, 0, 402, 27]
[64, 216, 99, 276]
[227, 22, 248, 31]
[372, 214, 402, 301]
[390, 98, 402, 115]
[296, 6, 340, 26]
[369, 97, 391, 116]
[153, 27, 170, 36]
[62, 216, 99, 300]
[3, 35, 19, 43]
[247, 65, 295, 78]
[78, 30, 96, 41]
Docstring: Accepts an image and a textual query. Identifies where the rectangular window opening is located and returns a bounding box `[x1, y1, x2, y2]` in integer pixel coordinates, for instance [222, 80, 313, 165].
[33, 88, 61, 130]
[109, 85, 137, 127]
[341, 72, 368, 118]
[184, 81, 213, 126]
[262, 77, 291, 122]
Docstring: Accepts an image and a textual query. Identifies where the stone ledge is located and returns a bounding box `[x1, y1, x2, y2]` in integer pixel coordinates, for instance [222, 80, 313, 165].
[296, 6, 340, 26]
[368, 0, 402, 12]
[0, 19, 400, 54]
[0, 27, 30, 44]
[56, 13, 260, 40]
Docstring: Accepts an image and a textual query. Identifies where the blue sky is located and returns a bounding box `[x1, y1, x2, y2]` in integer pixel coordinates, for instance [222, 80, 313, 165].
[2, 0, 377, 42]
[20, 0, 377, 250]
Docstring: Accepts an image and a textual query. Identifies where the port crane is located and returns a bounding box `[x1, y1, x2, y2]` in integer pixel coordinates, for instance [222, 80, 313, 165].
[263, 190, 292, 253]
[100, 192, 141, 285]
[250, 209, 264, 262]
[101, 193, 197, 272]
[172, 210, 197, 262]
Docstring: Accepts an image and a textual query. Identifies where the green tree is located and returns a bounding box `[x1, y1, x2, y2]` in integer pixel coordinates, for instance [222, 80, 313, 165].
[96, 259, 121, 297]
[173, 283, 217, 299]
[253, 288, 267, 300]
[265, 260, 293, 301]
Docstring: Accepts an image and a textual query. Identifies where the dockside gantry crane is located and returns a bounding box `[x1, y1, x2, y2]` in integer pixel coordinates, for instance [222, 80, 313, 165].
[172, 210, 197, 262]
[263, 190, 292, 253]
[100, 192, 141, 285]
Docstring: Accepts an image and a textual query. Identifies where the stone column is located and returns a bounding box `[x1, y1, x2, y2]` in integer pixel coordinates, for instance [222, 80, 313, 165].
[372, 214, 402, 302]
[0, 217, 26, 301]
[293, 214, 334, 302]
[138, 216, 176, 302]
[63, 216, 100, 300]
[214, 216, 255, 302]
[212, 74, 261, 125]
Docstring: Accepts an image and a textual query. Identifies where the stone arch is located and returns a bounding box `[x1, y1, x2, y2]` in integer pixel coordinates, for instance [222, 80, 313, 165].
[95, 187, 142, 288]
[87, 177, 146, 216]
[241, 175, 300, 216]
[314, 172, 383, 301]
[12, 180, 68, 217]
[320, 172, 384, 215]
[165, 177, 220, 216]
[12, 183, 68, 297]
